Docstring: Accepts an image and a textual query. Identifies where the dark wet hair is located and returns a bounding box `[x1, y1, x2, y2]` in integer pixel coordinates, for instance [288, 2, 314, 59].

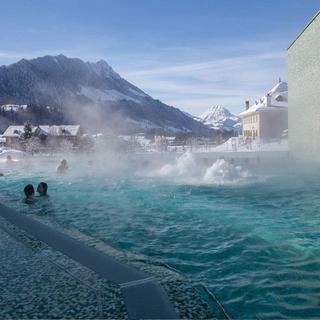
[38, 182, 48, 195]
[24, 184, 34, 198]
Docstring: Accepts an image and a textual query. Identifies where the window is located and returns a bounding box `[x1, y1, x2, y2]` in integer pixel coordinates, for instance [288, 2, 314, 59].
[275, 94, 284, 102]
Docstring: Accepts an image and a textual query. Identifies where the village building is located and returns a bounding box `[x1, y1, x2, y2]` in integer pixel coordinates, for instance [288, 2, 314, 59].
[288, 11, 320, 159]
[0, 104, 28, 112]
[154, 136, 175, 152]
[239, 81, 288, 140]
[2, 125, 82, 150]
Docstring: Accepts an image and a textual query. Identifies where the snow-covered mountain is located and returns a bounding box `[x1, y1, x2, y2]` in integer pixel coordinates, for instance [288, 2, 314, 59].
[0, 55, 210, 135]
[195, 105, 241, 132]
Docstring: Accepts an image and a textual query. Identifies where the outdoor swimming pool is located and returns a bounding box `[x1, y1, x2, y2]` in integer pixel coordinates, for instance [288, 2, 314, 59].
[1, 153, 320, 319]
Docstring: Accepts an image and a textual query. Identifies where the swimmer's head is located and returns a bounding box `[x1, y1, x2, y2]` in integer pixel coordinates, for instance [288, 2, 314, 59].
[7, 155, 12, 161]
[37, 182, 48, 196]
[24, 184, 34, 199]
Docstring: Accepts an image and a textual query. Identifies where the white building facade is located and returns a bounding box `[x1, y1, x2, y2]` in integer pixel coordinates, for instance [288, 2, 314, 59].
[239, 81, 288, 141]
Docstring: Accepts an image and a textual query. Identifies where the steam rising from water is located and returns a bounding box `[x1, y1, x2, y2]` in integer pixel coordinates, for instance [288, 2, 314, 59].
[157, 151, 199, 177]
[0, 144, 267, 187]
[203, 158, 252, 185]
[0, 147, 257, 186]
[155, 151, 254, 185]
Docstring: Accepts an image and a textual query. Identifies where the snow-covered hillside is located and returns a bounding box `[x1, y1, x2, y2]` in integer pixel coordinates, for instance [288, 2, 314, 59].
[0, 55, 211, 135]
[195, 105, 241, 132]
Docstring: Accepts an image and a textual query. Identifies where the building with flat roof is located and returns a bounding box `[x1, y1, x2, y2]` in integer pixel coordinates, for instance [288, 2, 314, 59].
[288, 11, 320, 159]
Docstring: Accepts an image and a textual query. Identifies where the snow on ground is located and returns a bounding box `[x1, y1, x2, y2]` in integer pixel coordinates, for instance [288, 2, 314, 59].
[206, 136, 288, 153]
[0, 135, 288, 160]
[121, 135, 288, 154]
[0, 147, 25, 155]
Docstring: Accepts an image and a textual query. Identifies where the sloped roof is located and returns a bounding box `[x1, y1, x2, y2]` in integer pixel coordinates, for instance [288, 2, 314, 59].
[37, 125, 81, 136]
[3, 125, 81, 137]
[239, 82, 288, 117]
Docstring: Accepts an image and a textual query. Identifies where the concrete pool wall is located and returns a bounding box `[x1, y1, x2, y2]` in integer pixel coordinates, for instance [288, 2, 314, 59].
[0, 203, 220, 319]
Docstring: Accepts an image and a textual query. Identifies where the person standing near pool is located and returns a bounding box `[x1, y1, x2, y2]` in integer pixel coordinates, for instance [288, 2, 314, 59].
[57, 159, 68, 174]
[24, 184, 36, 204]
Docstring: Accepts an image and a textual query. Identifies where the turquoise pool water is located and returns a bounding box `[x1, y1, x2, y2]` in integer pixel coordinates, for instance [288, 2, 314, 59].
[1, 154, 320, 319]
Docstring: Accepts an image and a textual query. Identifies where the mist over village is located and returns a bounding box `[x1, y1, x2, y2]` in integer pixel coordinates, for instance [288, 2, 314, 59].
[0, 1, 320, 320]
[0, 54, 288, 155]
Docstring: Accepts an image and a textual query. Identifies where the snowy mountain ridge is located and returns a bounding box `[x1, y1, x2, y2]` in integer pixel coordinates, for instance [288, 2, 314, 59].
[195, 105, 241, 132]
[0, 55, 211, 135]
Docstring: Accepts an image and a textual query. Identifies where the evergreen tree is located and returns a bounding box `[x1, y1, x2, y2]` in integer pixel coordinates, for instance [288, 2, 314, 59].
[23, 121, 33, 140]
[19, 121, 33, 151]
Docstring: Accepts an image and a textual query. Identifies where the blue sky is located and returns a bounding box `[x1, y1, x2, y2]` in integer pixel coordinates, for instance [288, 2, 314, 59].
[0, 0, 319, 115]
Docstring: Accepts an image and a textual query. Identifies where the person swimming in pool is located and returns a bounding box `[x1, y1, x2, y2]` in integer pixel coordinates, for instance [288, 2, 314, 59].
[57, 159, 68, 174]
[37, 182, 48, 197]
[24, 184, 35, 204]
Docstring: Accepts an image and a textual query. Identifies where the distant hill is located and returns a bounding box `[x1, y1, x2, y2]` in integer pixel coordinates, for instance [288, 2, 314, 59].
[0, 55, 211, 135]
[195, 105, 241, 133]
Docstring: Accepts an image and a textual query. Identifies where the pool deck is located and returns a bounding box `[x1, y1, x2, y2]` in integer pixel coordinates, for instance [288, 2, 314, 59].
[0, 203, 219, 319]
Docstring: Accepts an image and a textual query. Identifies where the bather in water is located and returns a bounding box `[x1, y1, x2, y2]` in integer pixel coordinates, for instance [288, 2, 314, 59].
[57, 159, 68, 174]
[24, 184, 36, 204]
[37, 182, 48, 197]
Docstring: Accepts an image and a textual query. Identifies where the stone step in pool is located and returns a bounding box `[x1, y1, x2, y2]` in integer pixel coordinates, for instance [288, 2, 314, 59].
[0, 203, 224, 319]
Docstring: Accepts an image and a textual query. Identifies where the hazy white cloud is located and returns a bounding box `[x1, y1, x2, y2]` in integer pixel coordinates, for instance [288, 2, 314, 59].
[0, 40, 287, 116]
[124, 52, 285, 77]
[0, 51, 27, 60]
[122, 48, 287, 115]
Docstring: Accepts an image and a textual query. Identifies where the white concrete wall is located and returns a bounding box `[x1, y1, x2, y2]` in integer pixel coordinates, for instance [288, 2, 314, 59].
[242, 111, 287, 140]
[288, 12, 320, 159]
[242, 113, 260, 138]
